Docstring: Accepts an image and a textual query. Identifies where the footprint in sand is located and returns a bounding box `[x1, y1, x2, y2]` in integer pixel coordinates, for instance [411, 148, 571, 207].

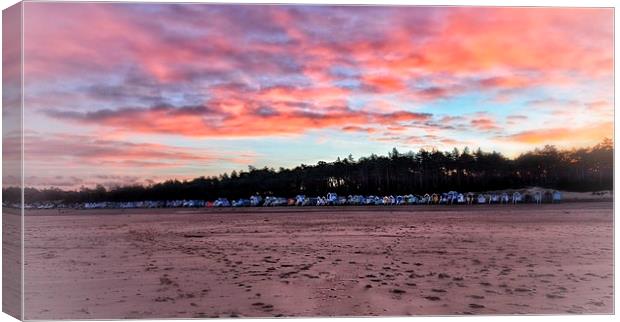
[513, 287, 533, 293]
[546, 294, 565, 299]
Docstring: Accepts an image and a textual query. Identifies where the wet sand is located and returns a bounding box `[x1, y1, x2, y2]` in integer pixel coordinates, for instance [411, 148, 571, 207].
[23, 202, 613, 319]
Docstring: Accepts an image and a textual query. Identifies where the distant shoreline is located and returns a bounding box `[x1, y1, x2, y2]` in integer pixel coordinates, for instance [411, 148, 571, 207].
[14, 200, 613, 217]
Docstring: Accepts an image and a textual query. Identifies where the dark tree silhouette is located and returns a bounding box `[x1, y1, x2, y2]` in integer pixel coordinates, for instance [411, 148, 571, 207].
[4, 139, 613, 204]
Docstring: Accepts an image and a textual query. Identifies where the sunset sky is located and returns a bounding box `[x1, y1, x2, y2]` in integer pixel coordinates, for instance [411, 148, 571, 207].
[19, 3, 613, 189]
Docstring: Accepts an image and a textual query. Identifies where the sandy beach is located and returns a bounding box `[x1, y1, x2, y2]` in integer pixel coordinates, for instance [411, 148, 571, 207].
[22, 202, 613, 319]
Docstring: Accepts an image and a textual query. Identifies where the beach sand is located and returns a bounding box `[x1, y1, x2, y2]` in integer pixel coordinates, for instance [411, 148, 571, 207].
[22, 202, 613, 319]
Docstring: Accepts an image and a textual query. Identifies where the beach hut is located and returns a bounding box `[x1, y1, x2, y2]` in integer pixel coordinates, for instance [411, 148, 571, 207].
[411, 195, 420, 204]
[466, 193, 475, 205]
[326, 193, 338, 205]
[500, 193, 510, 204]
[358, 195, 368, 205]
[533, 191, 543, 204]
[295, 195, 306, 206]
[544, 190, 553, 203]
[233, 199, 250, 207]
[353, 196, 364, 205]
[406, 194, 418, 204]
[373, 196, 383, 205]
[214, 198, 230, 207]
[512, 192, 522, 204]
[446, 191, 458, 204]
[262, 197, 272, 206]
[346, 195, 355, 205]
[189, 200, 205, 207]
[422, 194, 431, 204]
[382, 196, 390, 205]
[439, 193, 449, 204]
[552, 191, 562, 203]
[303, 197, 318, 206]
[265, 196, 283, 206]
[250, 195, 263, 207]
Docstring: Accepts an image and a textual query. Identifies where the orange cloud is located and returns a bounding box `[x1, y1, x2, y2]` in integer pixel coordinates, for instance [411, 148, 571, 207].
[423, 8, 613, 76]
[361, 74, 406, 92]
[586, 100, 613, 116]
[501, 122, 613, 145]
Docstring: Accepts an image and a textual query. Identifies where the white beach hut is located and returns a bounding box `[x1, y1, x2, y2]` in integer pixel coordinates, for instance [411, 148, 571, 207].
[295, 195, 306, 206]
[500, 193, 510, 204]
[552, 191, 562, 203]
[533, 191, 543, 204]
[512, 192, 522, 204]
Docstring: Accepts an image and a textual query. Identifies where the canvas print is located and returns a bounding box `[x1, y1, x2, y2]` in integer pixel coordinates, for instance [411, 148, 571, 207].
[2, 2, 614, 320]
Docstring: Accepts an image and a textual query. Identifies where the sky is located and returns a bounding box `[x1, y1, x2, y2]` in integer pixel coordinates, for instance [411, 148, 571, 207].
[16, 3, 614, 189]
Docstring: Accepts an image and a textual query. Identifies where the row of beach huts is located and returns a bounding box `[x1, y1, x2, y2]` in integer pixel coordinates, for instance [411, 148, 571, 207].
[17, 190, 563, 209]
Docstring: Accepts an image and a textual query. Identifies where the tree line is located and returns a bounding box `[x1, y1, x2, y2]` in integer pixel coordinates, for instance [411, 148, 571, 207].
[4, 139, 613, 204]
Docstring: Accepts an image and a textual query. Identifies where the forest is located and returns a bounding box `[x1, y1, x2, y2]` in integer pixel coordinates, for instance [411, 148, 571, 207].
[4, 139, 613, 204]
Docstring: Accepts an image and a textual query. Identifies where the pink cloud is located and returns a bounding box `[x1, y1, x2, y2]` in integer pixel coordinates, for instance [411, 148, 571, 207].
[46, 102, 432, 138]
[361, 74, 407, 93]
[24, 5, 613, 99]
[341, 126, 377, 134]
[22, 132, 256, 170]
[470, 117, 500, 131]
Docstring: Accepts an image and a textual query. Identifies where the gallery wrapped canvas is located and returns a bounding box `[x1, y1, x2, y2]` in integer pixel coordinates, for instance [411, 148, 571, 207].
[2, 1, 614, 320]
